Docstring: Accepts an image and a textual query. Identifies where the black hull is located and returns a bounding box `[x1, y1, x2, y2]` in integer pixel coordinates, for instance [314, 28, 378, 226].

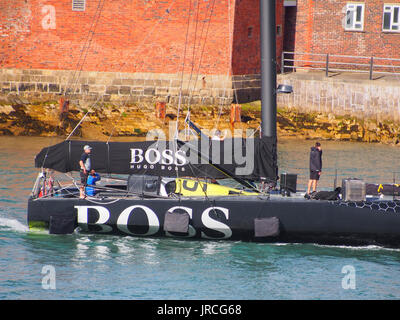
[27, 196, 400, 248]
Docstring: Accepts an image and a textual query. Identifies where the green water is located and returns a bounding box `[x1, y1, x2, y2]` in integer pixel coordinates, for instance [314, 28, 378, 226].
[1, 136, 400, 299]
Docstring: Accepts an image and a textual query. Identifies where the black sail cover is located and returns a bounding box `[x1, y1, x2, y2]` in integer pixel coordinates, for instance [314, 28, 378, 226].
[34, 137, 278, 181]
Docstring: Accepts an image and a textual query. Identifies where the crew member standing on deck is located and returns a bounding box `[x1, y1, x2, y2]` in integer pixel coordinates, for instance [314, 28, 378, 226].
[79, 145, 92, 199]
[306, 142, 322, 198]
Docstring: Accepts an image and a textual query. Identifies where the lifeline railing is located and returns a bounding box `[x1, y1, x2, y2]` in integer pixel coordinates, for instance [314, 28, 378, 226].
[282, 51, 400, 79]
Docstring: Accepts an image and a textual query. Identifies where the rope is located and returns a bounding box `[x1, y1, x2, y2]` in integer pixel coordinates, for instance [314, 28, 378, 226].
[65, 94, 102, 140]
[184, 0, 218, 113]
[175, 0, 194, 140]
[106, 0, 179, 142]
[215, 0, 235, 130]
[66, 0, 106, 99]
[186, 0, 202, 104]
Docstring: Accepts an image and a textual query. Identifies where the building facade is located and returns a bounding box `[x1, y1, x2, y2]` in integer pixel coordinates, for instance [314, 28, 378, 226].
[283, 0, 400, 73]
[278, 0, 400, 123]
[0, 0, 285, 106]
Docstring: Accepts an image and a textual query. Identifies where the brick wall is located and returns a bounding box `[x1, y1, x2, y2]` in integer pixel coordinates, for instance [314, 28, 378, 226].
[293, 0, 400, 71]
[231, 0, 285, 102]
[1, 0, 233, 74]
[0, 0, 285, 105]
[232, 0, 284, 75]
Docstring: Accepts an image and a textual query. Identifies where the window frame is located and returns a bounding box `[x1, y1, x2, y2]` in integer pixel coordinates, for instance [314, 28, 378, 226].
[345, 2, 365, 31]
[382, 4, 400, 32]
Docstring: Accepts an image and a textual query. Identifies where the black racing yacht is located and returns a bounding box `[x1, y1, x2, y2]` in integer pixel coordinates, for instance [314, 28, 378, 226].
[27, 0, 400, 248]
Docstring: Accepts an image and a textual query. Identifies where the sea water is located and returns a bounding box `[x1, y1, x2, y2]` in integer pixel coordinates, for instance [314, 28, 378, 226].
[1, 136, 400, 300]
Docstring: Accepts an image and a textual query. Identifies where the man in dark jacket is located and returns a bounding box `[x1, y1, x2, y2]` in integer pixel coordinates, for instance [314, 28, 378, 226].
[306, 142, 322, 197]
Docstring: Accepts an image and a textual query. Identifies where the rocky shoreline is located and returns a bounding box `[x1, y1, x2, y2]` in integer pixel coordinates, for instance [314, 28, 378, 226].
[1, 100, 400, 145]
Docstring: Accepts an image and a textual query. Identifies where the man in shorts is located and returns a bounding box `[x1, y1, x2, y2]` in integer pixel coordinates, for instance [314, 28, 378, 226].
[79, 145, 92, 198]
[305, 142, 322, 198]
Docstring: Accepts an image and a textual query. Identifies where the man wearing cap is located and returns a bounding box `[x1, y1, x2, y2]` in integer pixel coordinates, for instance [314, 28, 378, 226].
[79, 145, 92, 198]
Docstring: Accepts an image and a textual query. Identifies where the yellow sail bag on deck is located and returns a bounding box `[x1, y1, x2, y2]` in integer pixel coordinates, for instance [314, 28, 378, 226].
[175, 178, 256, 197]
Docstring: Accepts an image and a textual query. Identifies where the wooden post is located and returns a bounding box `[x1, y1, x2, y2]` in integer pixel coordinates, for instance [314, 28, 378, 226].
[230, 104, 241, 125]
[369, 56, 374, 80]
[325, 53, 329, 77]
[155, 102, 166, 119]
[59, 96, 69, 128]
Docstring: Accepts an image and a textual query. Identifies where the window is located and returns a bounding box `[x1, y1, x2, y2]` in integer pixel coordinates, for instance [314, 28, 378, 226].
[284, 0, 297, 6]
[72, 0, 86, 12]
[277, 25, 282, 36]
[345, 3, 365, 31]
[247, 26, 253, 38]
[383, 4, 400, 32]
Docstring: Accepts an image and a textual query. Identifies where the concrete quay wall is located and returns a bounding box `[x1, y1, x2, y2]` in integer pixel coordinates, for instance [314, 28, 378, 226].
[277, 72, 400, 122]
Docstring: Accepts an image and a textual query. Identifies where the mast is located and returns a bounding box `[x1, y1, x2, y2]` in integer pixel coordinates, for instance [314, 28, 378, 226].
[260, 0, 277, 138]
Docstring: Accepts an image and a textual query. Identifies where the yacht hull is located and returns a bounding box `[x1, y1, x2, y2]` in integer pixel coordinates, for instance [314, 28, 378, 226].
[27, 196, 400, 248]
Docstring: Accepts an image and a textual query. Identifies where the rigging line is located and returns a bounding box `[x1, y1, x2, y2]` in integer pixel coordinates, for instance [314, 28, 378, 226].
[107, 0, 180, 142]
[174, 0, 193, 200]
[66, 0, 101, 95]
[190, 2, 212, 80]
[39, 143, 55, 170]
[85, 197, 121, 205]
[175, 0, 194, 140]
[70, 0, 106, 98]
[184, 1, 212, 103]
[178, 1, 210, 145]
[185, 0, 214, 113]
[216, 0, 235, 129]
[65, 94, 102, 140]
[177, 139, 261, 193]
[69, 0, 106, 96]
[186, 161, 217, 204]
[176, 0, 218, 151]
[177, 137, 228, 205]
[65, 0, 105, 99]
[185, 0, 222, 145]
[186, 0, 202, 101]
[38, 0, 104, 148]
[227, 6, 239, 106]
[106, 106, 125, 143]
[183, 0, 217, 112]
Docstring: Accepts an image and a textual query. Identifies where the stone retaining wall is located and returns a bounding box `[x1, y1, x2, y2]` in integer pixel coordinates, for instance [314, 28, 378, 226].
[4, 67, 399, 124]
[0, 68, 262, 107]
[277, 73, 400, 122]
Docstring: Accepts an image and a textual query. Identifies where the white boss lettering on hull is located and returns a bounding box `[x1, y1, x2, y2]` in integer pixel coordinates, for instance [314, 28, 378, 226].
[117, 205, 159, 236]
[75, 205, 232, 239]
[75, 205, 112, 233]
